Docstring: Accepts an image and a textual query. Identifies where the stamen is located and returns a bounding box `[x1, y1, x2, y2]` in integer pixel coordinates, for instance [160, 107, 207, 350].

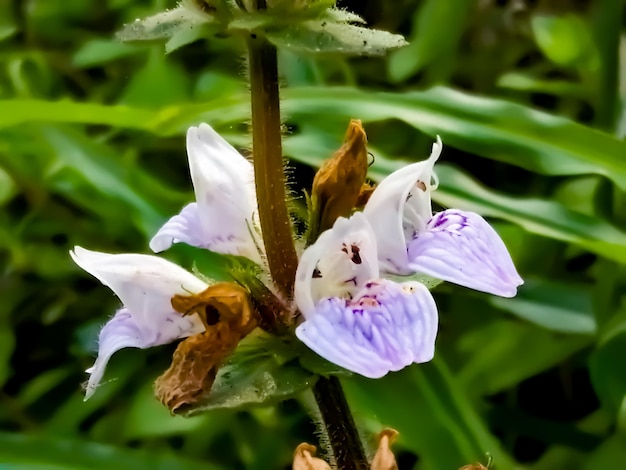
[312, 268, 323, 278]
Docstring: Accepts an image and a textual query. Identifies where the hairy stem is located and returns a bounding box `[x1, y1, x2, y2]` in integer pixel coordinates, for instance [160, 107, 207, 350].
[313, 376, 369, 469]
[247, 35, 299, 298]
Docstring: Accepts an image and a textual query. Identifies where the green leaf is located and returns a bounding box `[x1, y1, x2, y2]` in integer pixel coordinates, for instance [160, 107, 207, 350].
[590, 328, 626, 415]
[458, 318, 592, 396]
[267, 21, 407, 56]
[116, 2, 215, 43]
[532, 14, 599, 68]
[187, 331, 317, 414]
[0, 432, 224, 470]
[72, 39, 143, 67]
[278, 87, 626, 189]
[489, 278, 596, 335]
[388, 0, 472, 82]
[344, 359, 515, 469]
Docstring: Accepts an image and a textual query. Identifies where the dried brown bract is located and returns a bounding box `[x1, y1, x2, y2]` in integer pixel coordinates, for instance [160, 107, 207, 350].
[309, 119, 369, 242]
[155, 283, 258, 414]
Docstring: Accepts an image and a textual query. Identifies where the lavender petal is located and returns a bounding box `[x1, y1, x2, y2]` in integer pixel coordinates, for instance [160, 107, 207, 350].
[407, 209, 523, 297]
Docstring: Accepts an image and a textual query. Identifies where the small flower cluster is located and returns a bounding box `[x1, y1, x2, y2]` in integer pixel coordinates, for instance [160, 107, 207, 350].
[72, 123, 522, 399]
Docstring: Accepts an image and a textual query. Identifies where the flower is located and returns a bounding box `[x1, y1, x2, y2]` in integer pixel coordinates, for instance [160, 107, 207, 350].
[70, 247, 208, 399]
[294, 213, 438, 378]
[363, 138, 523, 297]
[149, 123, 263, 264]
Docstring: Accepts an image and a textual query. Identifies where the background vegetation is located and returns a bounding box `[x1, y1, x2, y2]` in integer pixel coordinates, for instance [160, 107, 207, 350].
[1, 0, 626, 468]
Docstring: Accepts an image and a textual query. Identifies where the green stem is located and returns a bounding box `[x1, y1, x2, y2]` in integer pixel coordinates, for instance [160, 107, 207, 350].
[247, 35, 299, 299]
[313, 377, 369, 470]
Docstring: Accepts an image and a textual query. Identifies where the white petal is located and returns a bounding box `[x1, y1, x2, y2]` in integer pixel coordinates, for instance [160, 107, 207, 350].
[295, 213, 379, 318]
[407, 209, 524, 297]
[70, 246, 209, 326]
[151, 124, 263, 263]
[84, 308, 204, 400]
[149, 203, 205, 253]
[364, 137, 442, 274]
[295, 280, 438, 378]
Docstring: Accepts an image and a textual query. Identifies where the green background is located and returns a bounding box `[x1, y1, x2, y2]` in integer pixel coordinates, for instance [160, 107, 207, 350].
[1, 0, 626, 468]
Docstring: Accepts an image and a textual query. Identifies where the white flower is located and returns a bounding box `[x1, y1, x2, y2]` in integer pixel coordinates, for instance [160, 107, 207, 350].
[294, 213, 438, 378]
[363, 138, 523, 297]
[70, 246, 208, 399]
[150, 124, 263, 264]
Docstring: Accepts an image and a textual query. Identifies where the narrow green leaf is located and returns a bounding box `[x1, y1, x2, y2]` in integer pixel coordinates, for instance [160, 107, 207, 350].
[344, 359, 515, 469]
[279, 87, 626, 189]
[489, 278, 596, 335]
[0, 432, 223, 470]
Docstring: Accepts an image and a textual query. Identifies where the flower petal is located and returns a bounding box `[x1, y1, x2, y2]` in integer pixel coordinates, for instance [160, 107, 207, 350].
[150, 124, 262, 263]
[296, 280, 438, 378]
[149, 203, 206, 253]
[70, 246, 209, 324]
[295, 212, 379, 318]
[84, 307, 204, 400]
[407, 209, 523, 297]
[364, 138, 442, 274]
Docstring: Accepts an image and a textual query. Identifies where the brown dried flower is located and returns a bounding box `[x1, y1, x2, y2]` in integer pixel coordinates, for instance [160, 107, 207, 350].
[155, 283, 258, 413]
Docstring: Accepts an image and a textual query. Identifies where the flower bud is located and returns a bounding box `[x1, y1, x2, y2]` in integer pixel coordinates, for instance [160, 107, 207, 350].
[292, 443, 331, 470]
[371, 428, 399, 470]
[308, 119, 369, 244]
[155, 283, 258, 414]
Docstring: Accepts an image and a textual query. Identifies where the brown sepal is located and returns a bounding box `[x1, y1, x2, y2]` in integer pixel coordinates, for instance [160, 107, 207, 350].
[371, 428, 399, 470]
[309, 119, 369, 240]
[155, 283, 258, 414]
[292, 443, 331, 470]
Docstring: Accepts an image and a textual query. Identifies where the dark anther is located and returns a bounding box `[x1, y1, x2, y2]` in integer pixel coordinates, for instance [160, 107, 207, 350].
[341, 244, 349, 255]
[367, 151, 376, 167]
[350, 244, 362, 264]
[204, 305, 221, 325]
[313, 268, 323, 278]
[416, 180, 427, 191]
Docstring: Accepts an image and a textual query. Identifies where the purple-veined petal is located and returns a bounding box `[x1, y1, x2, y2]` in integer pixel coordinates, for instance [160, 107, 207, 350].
[364, 138, 442, 274]
[84, 307, 204, 400]
[70, 246, 208, 398]
[150, 124, 263, 263]
[407, 209, 523, 297]
[295, 213, 379, 318]
[296, 280, 438, 378]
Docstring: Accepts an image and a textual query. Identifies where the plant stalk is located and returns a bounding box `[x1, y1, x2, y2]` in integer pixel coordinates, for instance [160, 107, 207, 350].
[313, 376, 369, 470]
[247, 35, 299, 299]
[246, 25, 368, 469]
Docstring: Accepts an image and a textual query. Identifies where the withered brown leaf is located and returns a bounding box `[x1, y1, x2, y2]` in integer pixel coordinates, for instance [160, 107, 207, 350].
[155, 282, 258, 414]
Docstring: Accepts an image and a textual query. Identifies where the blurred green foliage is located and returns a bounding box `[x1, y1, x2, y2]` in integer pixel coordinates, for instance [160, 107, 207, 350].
[1, 0, 626, 468]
